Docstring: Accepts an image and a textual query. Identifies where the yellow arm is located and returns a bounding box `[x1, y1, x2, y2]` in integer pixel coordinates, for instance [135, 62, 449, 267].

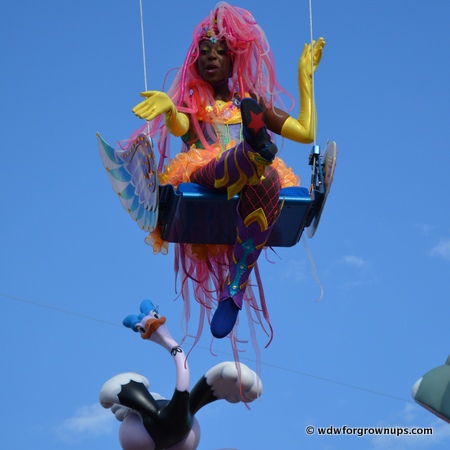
[164, 105, 190, 137]
[281, 38, 325, 144]
[132, 91, 189, 137]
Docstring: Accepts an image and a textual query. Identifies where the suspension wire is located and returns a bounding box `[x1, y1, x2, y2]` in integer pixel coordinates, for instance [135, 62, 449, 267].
[139, 0, 151, 137]
[308, 0, 317, 146]
[139, 0, 148, 92]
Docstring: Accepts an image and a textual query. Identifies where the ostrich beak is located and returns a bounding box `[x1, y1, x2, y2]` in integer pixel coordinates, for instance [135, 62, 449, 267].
[141, 316, 167, 340]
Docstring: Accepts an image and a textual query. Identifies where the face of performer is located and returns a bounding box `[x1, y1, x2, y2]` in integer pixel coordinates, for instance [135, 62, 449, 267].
[196, 40, 232, 85]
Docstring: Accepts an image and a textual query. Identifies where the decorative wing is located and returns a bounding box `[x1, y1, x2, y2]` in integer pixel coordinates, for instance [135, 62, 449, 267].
[306, 141, 337, 238]
[97, 133, 159, 233]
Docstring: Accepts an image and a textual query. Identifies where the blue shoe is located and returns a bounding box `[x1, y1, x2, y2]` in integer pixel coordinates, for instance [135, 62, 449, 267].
[210, 298, 240, 338]
[240, 98, 277, 162]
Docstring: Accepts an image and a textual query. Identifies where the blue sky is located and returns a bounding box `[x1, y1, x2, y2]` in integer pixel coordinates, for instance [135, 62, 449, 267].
[2, 0, 450, 449]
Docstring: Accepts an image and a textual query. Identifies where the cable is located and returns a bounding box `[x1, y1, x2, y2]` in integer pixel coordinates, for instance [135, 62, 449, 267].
[0, 292, 122, 328]
[308, 0, 317, 146]
[1, 292, 413, 403]
[138, 0, 152, 137]
[139, 0, 148, 92]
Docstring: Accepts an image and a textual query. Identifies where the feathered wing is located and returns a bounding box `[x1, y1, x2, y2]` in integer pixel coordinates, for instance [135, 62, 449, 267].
[189, 362, 263, 415]
[97, 133, 159, 233]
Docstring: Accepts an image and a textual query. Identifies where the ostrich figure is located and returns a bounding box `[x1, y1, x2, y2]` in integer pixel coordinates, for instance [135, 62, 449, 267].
[99, 300, 263, 450]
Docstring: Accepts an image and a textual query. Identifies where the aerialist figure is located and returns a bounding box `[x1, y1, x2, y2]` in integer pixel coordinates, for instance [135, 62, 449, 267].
[130, 2, 325, 340]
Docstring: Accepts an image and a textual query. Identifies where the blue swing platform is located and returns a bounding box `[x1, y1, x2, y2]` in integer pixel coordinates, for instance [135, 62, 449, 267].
[97, 134, 336, 247]
[158, 142, 336, 246]
[158, 183, 312, 247]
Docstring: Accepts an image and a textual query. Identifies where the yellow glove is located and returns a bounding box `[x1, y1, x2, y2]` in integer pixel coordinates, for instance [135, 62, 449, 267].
[132, 91, 189, 137]
[281, 37, 325, 144]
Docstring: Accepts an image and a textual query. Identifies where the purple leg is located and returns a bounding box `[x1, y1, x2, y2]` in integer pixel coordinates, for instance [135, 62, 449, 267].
[190, 100, 281, 339]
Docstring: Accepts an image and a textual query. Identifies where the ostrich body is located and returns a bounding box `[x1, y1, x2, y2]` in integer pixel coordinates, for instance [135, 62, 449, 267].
[99, 300, 262, 450]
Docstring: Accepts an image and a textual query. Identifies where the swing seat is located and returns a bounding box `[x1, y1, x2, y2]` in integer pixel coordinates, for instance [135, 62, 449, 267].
[157, 142, 337, 246]
[97, 133, 337, 248]
[158, 183, 313, 247]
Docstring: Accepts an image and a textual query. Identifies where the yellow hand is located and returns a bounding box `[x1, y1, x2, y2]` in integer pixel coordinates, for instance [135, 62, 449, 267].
[132, 91, 174, 121]
[298, 37, 326, 80]
[132, 91, 189, 136]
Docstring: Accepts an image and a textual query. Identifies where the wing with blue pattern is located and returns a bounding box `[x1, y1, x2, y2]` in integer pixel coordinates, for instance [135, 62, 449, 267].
[97, 133, 159, 233]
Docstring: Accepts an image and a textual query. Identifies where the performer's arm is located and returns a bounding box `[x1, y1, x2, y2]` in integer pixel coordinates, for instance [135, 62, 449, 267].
[279, 38, 325, 144]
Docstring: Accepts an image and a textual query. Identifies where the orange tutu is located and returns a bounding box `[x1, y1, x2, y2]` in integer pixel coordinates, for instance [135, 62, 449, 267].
[145, 146, 301, 255]
[159, 144, 300, 188]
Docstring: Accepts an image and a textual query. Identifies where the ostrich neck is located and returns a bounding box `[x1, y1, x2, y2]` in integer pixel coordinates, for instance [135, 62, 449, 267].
[149, 326, 190, 392]
[169, 341, 190, 392]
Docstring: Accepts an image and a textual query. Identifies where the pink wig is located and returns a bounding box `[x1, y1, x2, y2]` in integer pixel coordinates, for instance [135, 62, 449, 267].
[133, 2, 291, 170]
